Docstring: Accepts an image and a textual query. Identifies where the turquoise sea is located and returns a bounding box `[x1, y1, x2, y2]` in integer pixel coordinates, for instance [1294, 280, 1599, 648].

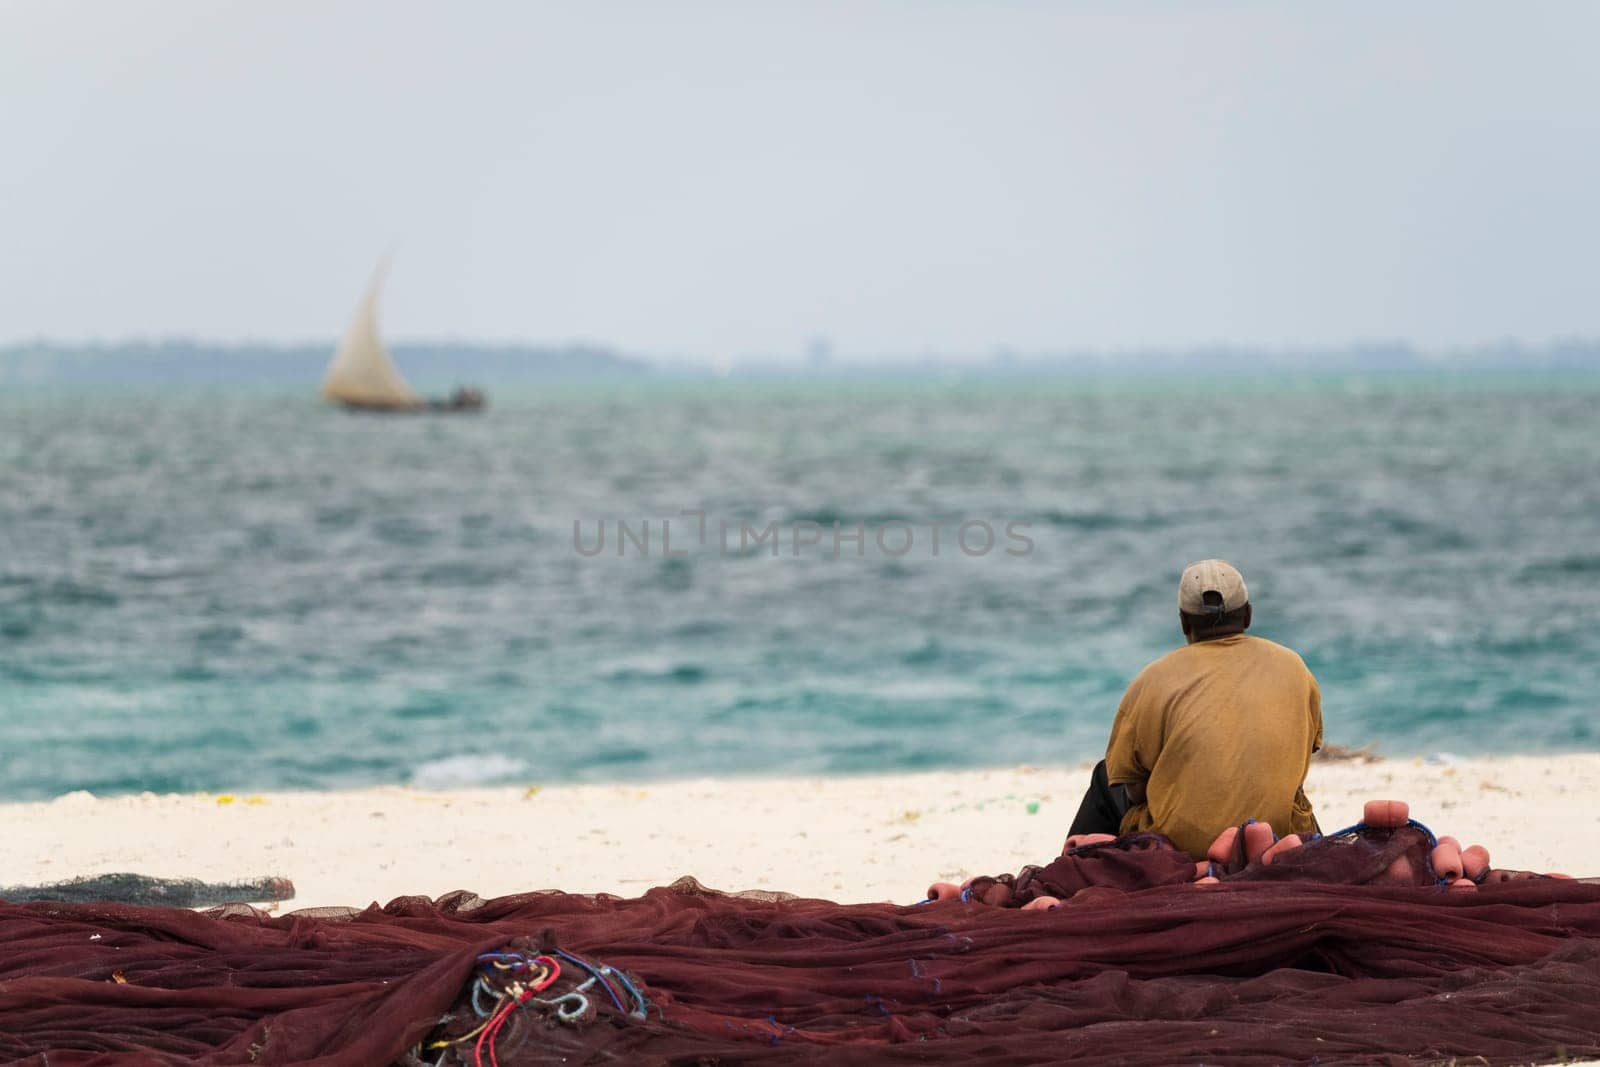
[1, 377, 1597, 800]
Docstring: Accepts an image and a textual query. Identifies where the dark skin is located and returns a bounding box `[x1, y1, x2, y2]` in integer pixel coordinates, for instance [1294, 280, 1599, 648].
[1181, 603, 1251, 645]
[1121, 603, 1253, 806]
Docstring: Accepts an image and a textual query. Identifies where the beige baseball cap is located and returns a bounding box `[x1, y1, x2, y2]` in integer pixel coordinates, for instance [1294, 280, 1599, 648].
[1178, 559, 1249, 615]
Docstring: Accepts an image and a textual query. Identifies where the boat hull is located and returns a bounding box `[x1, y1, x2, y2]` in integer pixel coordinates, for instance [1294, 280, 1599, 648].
[339, 397, 485, 414]
[338, 388, 485, 414]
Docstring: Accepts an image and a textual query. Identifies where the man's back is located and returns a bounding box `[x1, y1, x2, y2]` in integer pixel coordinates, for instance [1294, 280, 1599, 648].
[1105, 634, 1322, 857]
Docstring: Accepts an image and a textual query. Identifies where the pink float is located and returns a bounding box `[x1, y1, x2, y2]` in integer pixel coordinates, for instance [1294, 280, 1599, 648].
[1261, 834, 1304, 865]
[1363, 800, 1410, 828]
[1242, 821, 1276, 863]
[1383, 854, 1415, 883]
[1430, 839, 1464, 881]
[1461, 845, 1491, 880]
[1207, 826, 1240, 864]
[1063, 833, 1118, 852]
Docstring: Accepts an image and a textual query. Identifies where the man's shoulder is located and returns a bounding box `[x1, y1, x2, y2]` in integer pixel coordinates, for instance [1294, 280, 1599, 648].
[1128, 644, 1199, 687]
[1136, 635, 1311, 676]
[1237, 634, 1311, 668]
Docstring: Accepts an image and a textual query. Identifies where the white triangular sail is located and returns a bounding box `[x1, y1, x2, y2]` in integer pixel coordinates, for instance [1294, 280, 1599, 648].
[321, 263, 420, 408]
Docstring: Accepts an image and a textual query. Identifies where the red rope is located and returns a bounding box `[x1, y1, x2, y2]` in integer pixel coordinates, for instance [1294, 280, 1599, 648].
[474, 957, 562, 1067]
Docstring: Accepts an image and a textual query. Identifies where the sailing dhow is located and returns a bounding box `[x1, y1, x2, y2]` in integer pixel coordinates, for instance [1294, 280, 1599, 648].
[321, 263, 484, 413]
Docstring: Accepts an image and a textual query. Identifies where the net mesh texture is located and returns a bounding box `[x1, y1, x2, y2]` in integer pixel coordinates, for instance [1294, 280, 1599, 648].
[2, 823, 1598, 1066]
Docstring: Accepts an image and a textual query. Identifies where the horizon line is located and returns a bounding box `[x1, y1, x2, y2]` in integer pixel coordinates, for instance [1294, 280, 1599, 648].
[7, 334, 1600, 367]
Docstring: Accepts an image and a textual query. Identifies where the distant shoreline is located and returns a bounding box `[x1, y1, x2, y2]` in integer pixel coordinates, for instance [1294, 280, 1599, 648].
[7, 337, 1600, 386]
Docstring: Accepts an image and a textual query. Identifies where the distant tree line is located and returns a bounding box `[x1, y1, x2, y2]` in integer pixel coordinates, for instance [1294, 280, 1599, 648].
[0, 339, 648, 386]
[2, 336, 1598, 385]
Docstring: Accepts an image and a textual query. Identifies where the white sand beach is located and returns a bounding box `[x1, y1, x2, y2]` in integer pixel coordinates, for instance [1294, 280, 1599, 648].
[7, 753, 1599, 912]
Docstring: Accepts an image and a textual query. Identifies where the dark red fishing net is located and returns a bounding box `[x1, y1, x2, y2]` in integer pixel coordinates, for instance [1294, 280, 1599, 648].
[2, 825, 1598, 1066]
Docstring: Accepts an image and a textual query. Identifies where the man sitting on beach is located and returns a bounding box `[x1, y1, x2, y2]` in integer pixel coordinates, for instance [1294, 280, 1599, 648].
[1067, 559, 1322, 858]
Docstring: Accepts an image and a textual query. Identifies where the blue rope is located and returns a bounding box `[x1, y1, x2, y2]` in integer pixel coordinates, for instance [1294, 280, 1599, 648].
[552, 949, 627, 1015]
[470, 976, 500, 1019]
[604, 964, 650, 1020]
[476, 951, 528, 966]
[536, 990, 591, 1023]
[471, 946, 642, 1025]
[549, 947, 648, 1020]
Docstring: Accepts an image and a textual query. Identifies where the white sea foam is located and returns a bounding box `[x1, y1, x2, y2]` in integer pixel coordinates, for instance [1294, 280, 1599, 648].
[409, 753, 528, 790]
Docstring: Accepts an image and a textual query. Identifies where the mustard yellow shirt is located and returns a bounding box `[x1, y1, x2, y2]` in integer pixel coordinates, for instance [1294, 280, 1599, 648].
[1105, 633, 1322, 858]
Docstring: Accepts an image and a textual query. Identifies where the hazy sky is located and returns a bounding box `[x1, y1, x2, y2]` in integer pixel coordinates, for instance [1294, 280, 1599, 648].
[4, 2, 1599, 361]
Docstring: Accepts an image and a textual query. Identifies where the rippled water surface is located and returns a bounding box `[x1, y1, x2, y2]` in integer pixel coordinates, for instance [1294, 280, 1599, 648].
[1, 378, 1597, 799]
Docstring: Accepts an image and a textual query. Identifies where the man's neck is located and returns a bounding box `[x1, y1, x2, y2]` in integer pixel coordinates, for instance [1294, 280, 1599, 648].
[1189, 627, 1247, 644]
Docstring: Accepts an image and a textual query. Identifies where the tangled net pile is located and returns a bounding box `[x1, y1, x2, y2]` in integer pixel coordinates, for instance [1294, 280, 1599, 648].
[2, 805, 1599, 1065]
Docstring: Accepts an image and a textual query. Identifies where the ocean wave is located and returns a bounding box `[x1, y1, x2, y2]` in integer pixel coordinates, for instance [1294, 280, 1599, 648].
[409, 753, 529, 790]
[4, 384, 1599, 799]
